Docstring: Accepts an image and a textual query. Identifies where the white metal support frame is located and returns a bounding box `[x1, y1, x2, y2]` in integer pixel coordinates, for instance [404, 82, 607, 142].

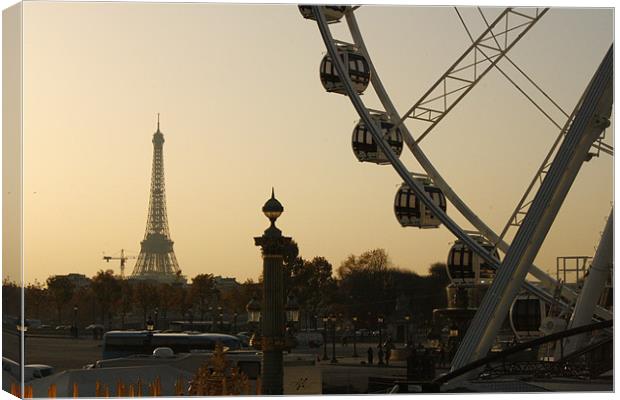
[395, 8, 548, 144]
[450, 45, 613, 372]
[562, 207, 613, 356]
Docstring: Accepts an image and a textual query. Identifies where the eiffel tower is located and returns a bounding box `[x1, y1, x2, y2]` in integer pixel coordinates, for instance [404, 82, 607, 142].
[131, 115, 181, 281]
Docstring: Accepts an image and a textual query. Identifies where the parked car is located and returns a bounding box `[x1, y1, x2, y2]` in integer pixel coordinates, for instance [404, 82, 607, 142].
[235, 333, 250, 347]
[356, 329, 370, 337]
[54, 325, 70, 330]
[295, 332, 323, 348]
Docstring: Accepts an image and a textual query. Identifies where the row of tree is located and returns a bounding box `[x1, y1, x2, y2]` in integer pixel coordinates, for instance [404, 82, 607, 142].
[284, 244, 449, 328]
[4, 246, 449, 330]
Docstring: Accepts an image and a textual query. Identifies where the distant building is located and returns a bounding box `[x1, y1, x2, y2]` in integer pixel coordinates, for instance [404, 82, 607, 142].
[214, 276, 240, 292]
[53, 273, 91, 289]
[128, 273, 187, 286]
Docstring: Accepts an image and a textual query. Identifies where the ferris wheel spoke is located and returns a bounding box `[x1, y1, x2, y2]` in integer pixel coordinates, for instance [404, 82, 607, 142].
[471, 8, 613, 158]
[494, 63, 613, 250]
[391, 8, 548, 144]
[342, 8, 613, 320]
[308, 6, 567, 312]
[304, 5, 611, 325]
[458, 10, 613, 249]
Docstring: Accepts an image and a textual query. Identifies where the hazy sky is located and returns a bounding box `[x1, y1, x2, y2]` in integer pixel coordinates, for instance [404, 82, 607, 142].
[14, 2, 613, 284]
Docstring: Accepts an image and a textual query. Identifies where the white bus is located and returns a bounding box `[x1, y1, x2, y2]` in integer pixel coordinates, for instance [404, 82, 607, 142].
[102, 331, 242, 359]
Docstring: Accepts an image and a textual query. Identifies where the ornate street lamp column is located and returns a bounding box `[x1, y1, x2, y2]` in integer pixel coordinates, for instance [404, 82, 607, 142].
[255, 189, 291, 395]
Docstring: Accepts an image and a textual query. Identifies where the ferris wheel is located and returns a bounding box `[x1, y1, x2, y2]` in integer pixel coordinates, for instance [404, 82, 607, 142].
[299, 5, 613, 369]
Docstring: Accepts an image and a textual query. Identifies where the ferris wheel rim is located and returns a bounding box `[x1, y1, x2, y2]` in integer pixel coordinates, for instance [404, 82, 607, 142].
[309, 6, 612, 322]
[341, 7, 610, 319]
[345, 8, 612, 319]
[310, 6, 570, 312]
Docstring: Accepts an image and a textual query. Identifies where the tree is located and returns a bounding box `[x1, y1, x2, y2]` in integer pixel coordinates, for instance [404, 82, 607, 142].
[134, 281, 160, 324]
[284, 256, 337, 329]
[334, 249, 448, 327]
[46, 275, 75, 324]
[117, 280, 134, 328]
[173, 284, 191, 318]
[158, 283, 177, 325]
[336, 249, 396, 322]
[190, 274, 219, 320]
[416, 262, 450, 321]
[283, 240, 300, 268]
[90, 270, 121, 329]
[338, 248, 392, 278]
[25, 280, 47, 319]
[3, 278, 21, 318]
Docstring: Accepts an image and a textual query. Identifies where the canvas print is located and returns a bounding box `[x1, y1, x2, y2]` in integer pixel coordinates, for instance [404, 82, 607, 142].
[2, 1, 614, 397]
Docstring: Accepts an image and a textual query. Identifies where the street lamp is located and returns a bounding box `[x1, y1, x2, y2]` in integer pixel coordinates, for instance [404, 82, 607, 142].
[329, 313, 338, 364]
[73, 305, 79, 338]
[246, 297, 261, 324]
[448, 322, 460, 361]
[449, 323, 459, 339]
[17, 322, 29, 382]
[246, 297, 261, 348]
[187, 308, 194, 331]
[285, 294, 300, 324]
[322, 315, 328, 361]
[352, 316, 359, 357]
[285, 294, 300, 353]
[217, 306, 223, 331]
[254, 189, 291, 395]
[404, 314, 411, 346]
[377, 316, 384, 365]
[146, 315, 155, 332]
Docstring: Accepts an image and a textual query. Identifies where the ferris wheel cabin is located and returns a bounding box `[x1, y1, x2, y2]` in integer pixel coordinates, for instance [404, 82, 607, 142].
[509, 294, 548, 341]
[319, 44, 371, 95]
[351, 111, 404, 164]
[298, 5, 347, 22]
[394, 177, 446, 228]
[447, 236, 499, 285]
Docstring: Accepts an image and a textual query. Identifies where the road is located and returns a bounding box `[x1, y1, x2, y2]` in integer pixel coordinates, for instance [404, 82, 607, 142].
[4, 334, 428, 394]
[3, 332, 102, 370]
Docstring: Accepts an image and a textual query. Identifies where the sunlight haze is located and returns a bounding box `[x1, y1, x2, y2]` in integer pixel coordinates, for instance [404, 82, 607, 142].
[13, 2, 614, 285]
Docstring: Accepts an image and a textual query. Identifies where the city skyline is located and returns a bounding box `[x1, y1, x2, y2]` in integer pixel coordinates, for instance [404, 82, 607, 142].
[9, 3, 614, 285]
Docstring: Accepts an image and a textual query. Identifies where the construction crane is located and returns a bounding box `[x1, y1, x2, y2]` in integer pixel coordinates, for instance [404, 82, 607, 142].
[102, 249, 137, 279]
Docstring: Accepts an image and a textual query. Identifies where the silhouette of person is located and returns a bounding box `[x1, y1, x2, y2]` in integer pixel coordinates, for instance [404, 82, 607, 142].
[384, 339, 394, 366]
[439, 344, 446, 367]
[377, 345, 384, 366]
[367, 346, 374, 365]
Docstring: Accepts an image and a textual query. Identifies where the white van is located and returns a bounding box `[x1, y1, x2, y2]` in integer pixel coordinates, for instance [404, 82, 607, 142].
[2, 357, 54, 382]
